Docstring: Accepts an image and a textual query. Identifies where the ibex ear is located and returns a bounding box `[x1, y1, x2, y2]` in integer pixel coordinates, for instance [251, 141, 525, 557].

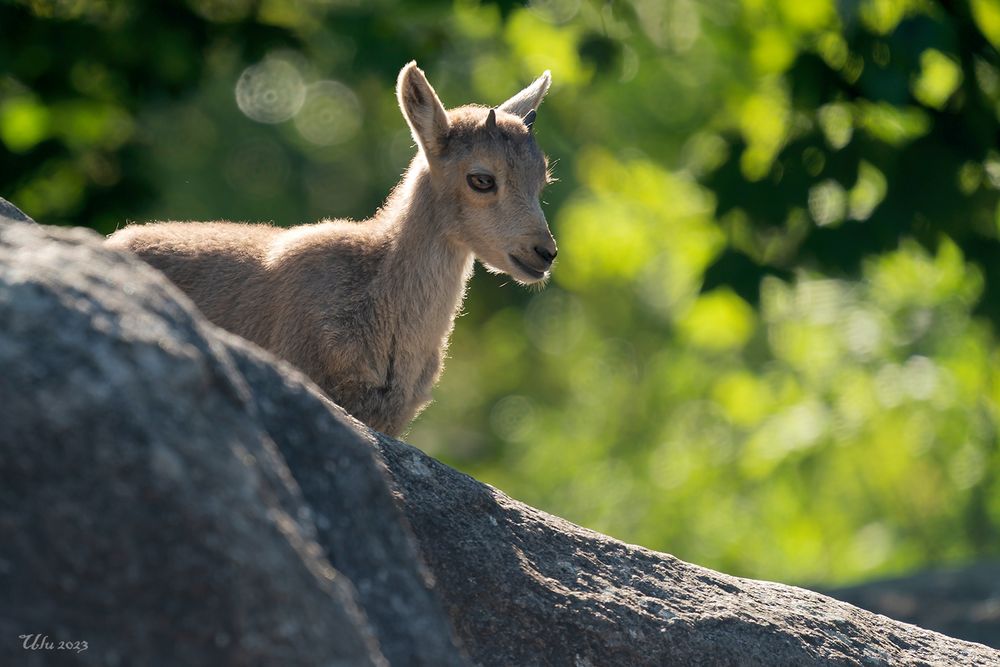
[498, 70, 551, 120]
[397, 61, 450, 157]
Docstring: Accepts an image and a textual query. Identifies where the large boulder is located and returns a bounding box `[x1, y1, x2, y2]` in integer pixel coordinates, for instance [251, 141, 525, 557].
[0, 214, 465, 666]
[2, 204, 998, 666]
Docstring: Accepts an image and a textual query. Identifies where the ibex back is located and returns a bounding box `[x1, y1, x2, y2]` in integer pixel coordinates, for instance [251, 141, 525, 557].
[106, 62, 556, 436]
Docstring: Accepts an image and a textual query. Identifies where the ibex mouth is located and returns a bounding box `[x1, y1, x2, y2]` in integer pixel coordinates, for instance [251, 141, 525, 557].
[509, 254, 547, 281]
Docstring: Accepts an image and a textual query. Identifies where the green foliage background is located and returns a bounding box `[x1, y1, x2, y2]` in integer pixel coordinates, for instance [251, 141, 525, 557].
[3, 0, 1000, 585]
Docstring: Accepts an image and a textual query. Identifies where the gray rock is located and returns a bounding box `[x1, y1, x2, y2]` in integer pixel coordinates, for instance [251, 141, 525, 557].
[0, 220, 465, 666]
[0, 196, 34, 223]
[374, 434, 1000, 666]
[220, 334, 468, 666]
[826, 562, 1000, 650]
[1, 205, 997, 667]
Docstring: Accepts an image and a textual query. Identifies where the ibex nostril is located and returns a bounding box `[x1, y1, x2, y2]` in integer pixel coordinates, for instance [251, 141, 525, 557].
[534, 246, 557, 264]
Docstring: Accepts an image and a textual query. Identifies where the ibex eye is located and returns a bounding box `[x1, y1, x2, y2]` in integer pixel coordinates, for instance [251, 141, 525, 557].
[467, 173, 496, 192]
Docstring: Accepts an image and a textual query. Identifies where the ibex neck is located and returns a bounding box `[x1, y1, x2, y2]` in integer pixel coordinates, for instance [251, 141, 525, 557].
[377, 157, 474, 325]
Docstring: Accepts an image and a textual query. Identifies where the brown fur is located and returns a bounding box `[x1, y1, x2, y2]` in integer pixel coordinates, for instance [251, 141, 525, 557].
[106, 62, 556, 436]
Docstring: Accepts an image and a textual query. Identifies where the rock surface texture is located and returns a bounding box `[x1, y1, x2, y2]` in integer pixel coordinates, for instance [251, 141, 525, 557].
[2, 202, 998, 666]
[827, 562, 1000, 650]
[375, 435, 1000, 666]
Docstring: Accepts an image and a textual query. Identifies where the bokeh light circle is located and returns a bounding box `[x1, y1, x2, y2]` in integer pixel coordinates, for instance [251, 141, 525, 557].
[235, 57, 306, 124]
[293, 80, 361, 146]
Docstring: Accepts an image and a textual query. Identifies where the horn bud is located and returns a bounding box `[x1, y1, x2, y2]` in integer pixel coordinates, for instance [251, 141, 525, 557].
[485, 108, 497, 131]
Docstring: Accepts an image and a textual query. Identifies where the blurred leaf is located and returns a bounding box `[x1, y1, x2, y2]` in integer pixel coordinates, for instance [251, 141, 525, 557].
[855, 100, 930, 146]
[859, 0, 916, 36]
[848, 161, 887, 221]
[739, 83, 790, 180]
[678, 288, 756, 351]
[0, 96, 50, 152]
[971, 0, 1000, 50]
[912, 49, 963, 110]
[505, 8, 586, 84]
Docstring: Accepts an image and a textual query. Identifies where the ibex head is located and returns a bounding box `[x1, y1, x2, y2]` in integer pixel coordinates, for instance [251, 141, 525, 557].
[397, 62, 557, 284]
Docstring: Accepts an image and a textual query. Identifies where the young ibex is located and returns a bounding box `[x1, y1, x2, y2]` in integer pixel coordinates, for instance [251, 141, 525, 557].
[107, 62, 556, 436]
